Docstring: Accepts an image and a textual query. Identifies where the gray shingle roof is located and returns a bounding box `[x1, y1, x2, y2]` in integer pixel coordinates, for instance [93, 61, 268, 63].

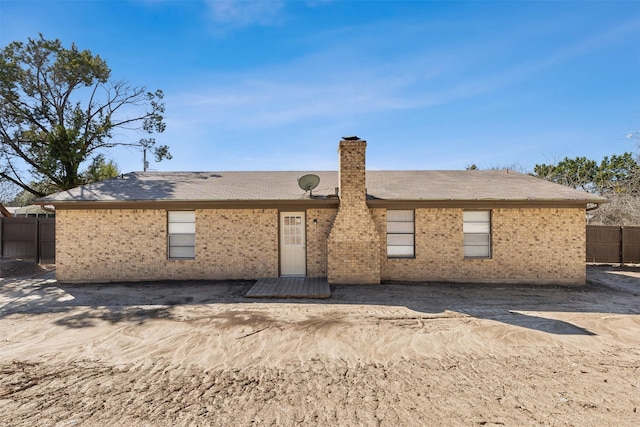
[38, 170, 606, 204]
[365, 170, 606, 202]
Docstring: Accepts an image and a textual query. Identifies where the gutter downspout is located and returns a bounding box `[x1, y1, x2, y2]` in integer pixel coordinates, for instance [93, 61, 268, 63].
[37, 203, 56, 213]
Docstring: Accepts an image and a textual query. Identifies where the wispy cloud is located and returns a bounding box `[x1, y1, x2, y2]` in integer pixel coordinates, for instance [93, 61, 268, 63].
[173, 72, 416, 124]
[536, 17, 640, 68]
[158, 13, 640, 171]
[204, 0, 285, 27]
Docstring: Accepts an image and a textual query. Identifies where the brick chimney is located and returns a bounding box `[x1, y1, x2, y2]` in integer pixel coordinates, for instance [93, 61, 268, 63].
[327, 137, 381, 284]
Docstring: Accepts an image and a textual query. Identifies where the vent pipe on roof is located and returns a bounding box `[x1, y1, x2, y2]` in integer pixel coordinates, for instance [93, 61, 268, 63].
[143, 149, 149, 172]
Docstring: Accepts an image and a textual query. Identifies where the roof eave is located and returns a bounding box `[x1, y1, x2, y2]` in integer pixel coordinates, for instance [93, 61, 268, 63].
[366, 198, 605, 209]
[46, 198, 341, 210]
[47, 197, 606, 210]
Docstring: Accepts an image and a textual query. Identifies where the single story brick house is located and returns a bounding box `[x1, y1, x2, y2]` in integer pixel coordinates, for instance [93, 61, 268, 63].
[39, 137, 605, 285]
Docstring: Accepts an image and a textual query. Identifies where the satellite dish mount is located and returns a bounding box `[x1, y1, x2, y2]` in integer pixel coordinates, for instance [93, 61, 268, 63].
[298, 174, 320, 198]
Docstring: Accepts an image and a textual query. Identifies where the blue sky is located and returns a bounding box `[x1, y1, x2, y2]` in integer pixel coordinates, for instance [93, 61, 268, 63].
[1, 0, 639, 174]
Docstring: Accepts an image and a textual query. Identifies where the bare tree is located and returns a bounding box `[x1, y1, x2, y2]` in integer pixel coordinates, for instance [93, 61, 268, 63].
[0, 179, 19, 204]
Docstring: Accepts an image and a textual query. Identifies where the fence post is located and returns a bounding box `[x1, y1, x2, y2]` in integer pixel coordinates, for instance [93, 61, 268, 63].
[35, 218, 40, 264]
[621, 226, 626, 265]
[0, 217, 3, 258]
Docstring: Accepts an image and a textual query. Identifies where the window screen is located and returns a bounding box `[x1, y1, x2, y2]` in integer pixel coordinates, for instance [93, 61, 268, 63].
[463, 210, 491, 258]
[387, 210, 415, 257]
[168, 211, 195, 259]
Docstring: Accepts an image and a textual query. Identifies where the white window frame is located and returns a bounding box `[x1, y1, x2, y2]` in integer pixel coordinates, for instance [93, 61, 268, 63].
[168, 211, 196, 260]
[463, 210, 491, 259]
[387, 210, 415, 258]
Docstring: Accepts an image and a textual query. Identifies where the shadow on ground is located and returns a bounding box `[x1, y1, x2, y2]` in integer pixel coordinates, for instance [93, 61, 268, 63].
[0, 264, 638, 336]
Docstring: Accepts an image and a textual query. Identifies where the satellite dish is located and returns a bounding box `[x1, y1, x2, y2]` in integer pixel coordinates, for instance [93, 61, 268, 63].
[298, 174, 320, 197]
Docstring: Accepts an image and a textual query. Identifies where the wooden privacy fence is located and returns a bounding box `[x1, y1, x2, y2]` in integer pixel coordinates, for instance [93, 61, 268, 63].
[0, 217, 55, 264]
[586, 225, 640, 264]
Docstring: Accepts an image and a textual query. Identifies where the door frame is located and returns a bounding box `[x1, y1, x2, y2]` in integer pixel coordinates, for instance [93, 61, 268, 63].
[279, 210, 307, 277]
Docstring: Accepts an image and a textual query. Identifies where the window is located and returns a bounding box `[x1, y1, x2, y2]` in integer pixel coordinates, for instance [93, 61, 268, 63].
[463, 210, 491, 258]
[283, 215, 303, 246]
[387, 210, 415, 258]
[168, 211, 195, 259]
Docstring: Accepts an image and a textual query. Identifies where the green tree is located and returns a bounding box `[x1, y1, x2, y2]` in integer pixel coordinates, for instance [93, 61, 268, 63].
[533, 156, 598, 191]
[533, 151, 640, 225]
[595, 152, 639, 194]
[533, 153, 638, 194]
[0, 34, 171, 197]
[82, 154, 120, 184]
[11, 180, 57, 206]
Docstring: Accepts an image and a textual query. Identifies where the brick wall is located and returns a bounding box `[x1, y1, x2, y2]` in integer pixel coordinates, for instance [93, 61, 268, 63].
[306, 208, 337, 278]
[56, 208, 278, 282]
[374, 207, 586, 285]
[56, 206, 585, 284]
[327, 139, 381, 284]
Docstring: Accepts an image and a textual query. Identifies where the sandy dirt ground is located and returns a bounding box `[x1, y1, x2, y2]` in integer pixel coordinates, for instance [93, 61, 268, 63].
[0, 260, 639, 426]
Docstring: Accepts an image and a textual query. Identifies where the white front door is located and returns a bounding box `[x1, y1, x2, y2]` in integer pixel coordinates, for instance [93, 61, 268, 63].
[280, 212, 306, 277]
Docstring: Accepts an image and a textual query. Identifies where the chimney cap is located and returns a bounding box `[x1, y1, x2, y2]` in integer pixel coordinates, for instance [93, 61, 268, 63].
[342, 135, 361, 141]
